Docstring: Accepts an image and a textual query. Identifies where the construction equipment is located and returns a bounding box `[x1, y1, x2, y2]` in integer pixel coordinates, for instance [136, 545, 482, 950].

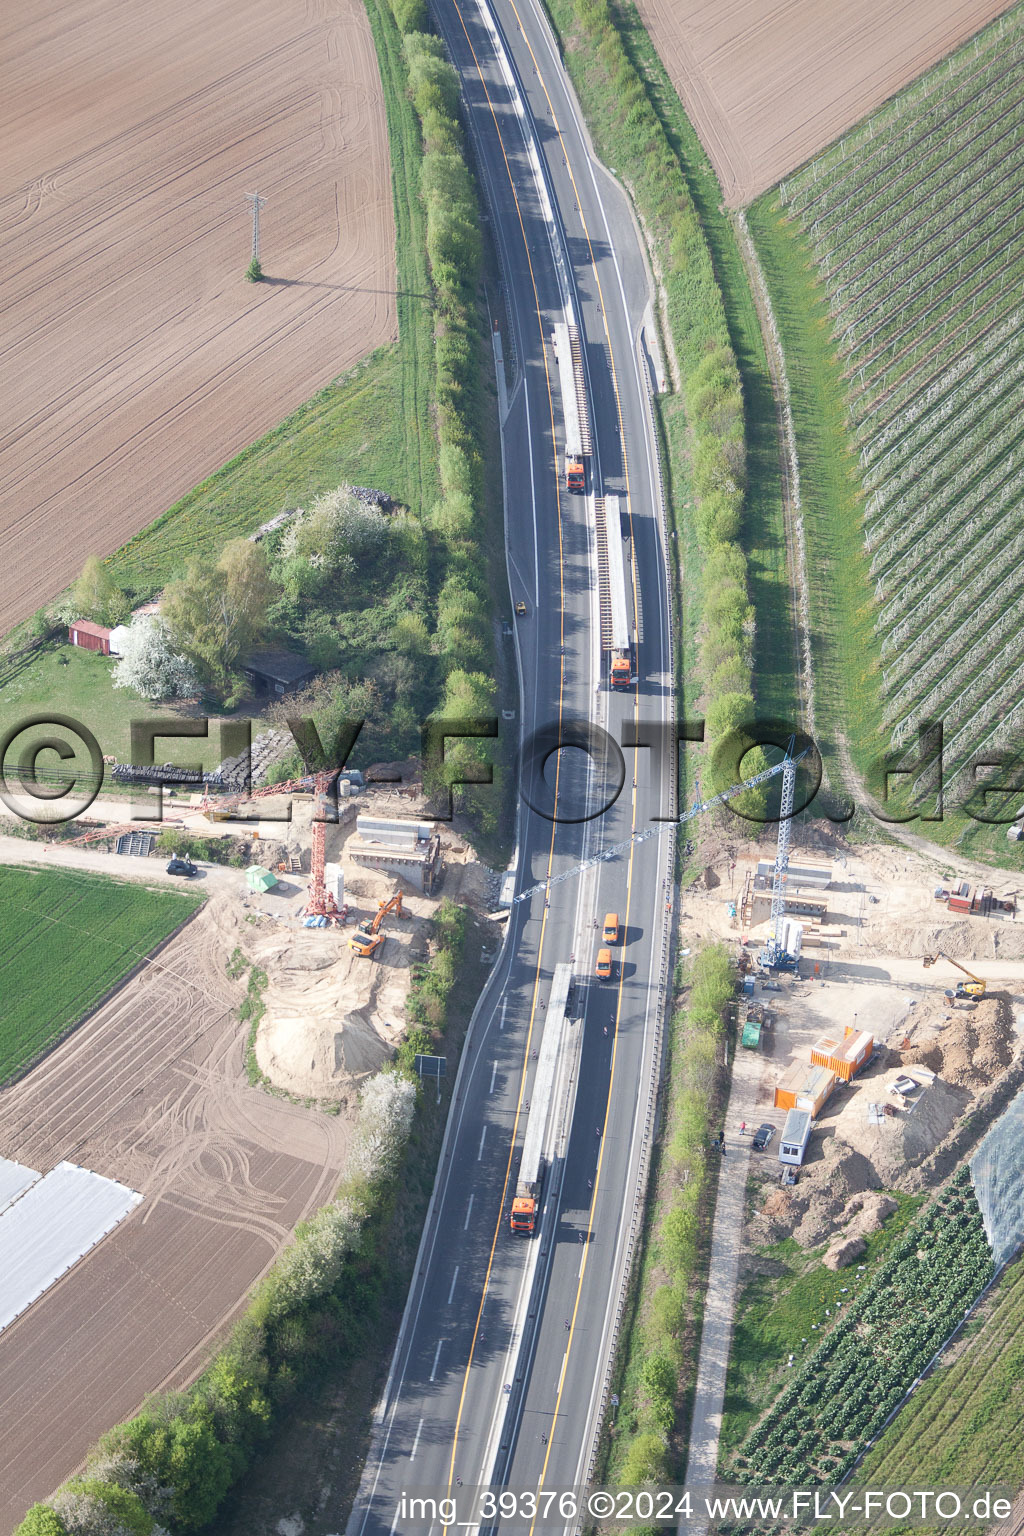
[349, 891, 407, 958]
[552, 322, 591, 494]
[511, 965, 574, 1236]
[922, 951, 986, 998]
[603, 495, 638, 689]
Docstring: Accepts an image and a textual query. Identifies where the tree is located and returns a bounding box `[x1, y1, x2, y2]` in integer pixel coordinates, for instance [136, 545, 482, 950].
[13, 1509, 69, 1536]
[51, 1478, 154, 1536]
[278, 489, 389, 600]
[112, 618, 199, 701]
[59, 557, 130, 628]
[162, 542, 273, 697]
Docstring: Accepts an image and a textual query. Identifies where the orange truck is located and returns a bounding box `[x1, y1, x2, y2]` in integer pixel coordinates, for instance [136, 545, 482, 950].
[605, 496, 637, 690]
[553, 322, 591, 495]
[511, 964, 575, 1236]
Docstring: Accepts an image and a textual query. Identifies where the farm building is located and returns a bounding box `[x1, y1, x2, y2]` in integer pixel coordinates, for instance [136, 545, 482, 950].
[810, 1026, 874, 1083]
[68, 620, 112, 654]
[773, 1061, 837, 1118]
[778, 1108, 812, 1166]
[241, 649, 316, 697]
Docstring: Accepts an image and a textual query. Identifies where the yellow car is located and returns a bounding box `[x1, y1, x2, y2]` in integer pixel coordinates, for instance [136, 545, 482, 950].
[596, 948, 612, 980]
[602, 911, 619, 944]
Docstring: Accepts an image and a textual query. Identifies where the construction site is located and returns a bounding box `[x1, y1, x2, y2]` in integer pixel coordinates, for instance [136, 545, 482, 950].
[676, 761, 1024, 1268]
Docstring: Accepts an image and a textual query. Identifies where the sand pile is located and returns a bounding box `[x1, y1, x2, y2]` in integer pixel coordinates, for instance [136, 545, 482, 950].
[899, 995, 1015, 1091]
[877, 918, 1024, 962]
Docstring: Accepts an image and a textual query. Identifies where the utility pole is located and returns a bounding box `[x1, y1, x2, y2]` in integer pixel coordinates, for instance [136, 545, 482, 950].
[244, 191, 267, 280]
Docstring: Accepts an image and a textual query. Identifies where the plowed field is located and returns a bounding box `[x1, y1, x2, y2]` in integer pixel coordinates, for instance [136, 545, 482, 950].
[633, 0, 1014, 206]
[0, 0, 395, 633]
[0, 893, 351, 1530]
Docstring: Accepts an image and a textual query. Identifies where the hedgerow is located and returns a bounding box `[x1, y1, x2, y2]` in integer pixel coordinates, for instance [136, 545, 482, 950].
[607, 944, 733, 1484]
[735, 1168, 994, 1485]
[542, 0, 759, 769]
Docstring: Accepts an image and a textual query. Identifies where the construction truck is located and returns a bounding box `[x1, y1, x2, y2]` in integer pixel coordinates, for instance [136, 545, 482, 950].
[511, 965, 573, 1236]
[922, 951, 986, 998]
[552, 322, 591, 494]
[604, 495, 638, 689]
[349, 892, 406, 958]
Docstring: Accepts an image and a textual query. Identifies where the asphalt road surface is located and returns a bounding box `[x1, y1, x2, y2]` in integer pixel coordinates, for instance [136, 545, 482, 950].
[347, 0, 675, 1528]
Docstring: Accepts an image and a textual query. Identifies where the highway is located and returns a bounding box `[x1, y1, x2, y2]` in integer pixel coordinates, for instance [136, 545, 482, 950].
[347, 0, 675, 1528]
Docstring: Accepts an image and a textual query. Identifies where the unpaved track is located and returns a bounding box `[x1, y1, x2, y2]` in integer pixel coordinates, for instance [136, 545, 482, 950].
[0, 891, 351, 1530]
[633, 0, 1013, 206]
[0, 0, 395, 632]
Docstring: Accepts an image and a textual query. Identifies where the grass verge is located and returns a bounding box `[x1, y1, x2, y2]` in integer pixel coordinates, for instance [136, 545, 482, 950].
[600, 945, 733, 1489]
[0, 866, 202, 1085]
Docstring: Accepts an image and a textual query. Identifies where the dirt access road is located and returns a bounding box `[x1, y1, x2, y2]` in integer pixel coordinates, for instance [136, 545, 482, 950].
[634, 0, 1013, 205]
[0, 0, 395, 633]
[0, 889, 351, 1531]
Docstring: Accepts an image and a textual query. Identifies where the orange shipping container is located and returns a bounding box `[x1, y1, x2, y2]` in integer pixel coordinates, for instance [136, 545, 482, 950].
[809, 1026, 874, 1083]
[773, 1062, 837, 1118]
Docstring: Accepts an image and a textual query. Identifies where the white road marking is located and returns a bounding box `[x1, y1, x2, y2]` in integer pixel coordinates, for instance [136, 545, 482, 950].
[430, 1339, 444, 1382]
[448, 1267, 460, 1305]
[489, 1062, 497, 1094]
[477, 1126, 487, 1160]
[410, 1416, 424, 1461]
[500, 997, 508, 1030]
[464, 1194, 474, 1230]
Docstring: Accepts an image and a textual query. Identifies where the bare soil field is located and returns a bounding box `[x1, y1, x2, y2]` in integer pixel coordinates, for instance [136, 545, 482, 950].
[0, 892, 351, 1532]
[633, 0, 1014, 205]
[0, 0, 395, 633]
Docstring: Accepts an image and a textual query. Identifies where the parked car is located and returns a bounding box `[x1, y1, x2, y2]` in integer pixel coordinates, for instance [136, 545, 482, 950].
[166, 857, 198, 877]
[752, 1122, 776, 1151]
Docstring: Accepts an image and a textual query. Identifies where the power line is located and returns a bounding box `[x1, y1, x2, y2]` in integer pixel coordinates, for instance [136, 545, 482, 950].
[244, 190, 267, 263]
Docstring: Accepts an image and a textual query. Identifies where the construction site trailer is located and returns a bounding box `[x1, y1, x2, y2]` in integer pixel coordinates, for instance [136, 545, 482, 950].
[779, 1108, 812, 1166]
[773, 1061, 837, 1118]
[810, 1026, 874, 1083]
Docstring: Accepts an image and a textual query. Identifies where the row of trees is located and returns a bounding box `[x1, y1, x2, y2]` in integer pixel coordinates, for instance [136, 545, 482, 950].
[612, 944, 733, 1488]
[557, 0, 760, 778]
[386, 0, 499, 832]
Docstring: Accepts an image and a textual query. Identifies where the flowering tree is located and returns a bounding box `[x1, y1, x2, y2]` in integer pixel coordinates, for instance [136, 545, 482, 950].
[112, 618, 199, 701]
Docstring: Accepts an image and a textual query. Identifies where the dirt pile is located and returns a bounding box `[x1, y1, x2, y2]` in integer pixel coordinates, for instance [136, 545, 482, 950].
[876, 920, 1024, 962]
[791, 1145, 882, 1248]
[823, 1192, 898, 1269]
[899, 995, 1015, 1091]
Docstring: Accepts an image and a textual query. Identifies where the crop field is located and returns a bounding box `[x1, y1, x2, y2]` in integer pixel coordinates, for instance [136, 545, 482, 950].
[772, 5, 1024, 805]
[0, 0, 395, 635]
[852, 1254, 1024, 1503]
[630, 0, 1012, 206]
[733, 1171, 994, 1486]
[0, 866, 201, 1083]
[0, 893, 351, 1530]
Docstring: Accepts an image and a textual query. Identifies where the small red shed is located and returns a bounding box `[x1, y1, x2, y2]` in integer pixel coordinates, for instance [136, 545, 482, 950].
[68, 620, 113, 655]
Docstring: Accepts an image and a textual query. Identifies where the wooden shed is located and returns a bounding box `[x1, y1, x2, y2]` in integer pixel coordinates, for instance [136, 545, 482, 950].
[809, 1025, 874, 1083]
[773, 1061, 837, 1118]
[68, 620, 112, 655]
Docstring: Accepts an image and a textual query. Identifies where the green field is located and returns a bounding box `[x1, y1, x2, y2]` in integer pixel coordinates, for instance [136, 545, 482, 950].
[0, 866, 203, 1084]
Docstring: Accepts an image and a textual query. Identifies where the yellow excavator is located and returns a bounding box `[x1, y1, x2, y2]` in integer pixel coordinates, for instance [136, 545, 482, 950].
[922, 951, 986, 998]
[349, 892, 408, 958]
